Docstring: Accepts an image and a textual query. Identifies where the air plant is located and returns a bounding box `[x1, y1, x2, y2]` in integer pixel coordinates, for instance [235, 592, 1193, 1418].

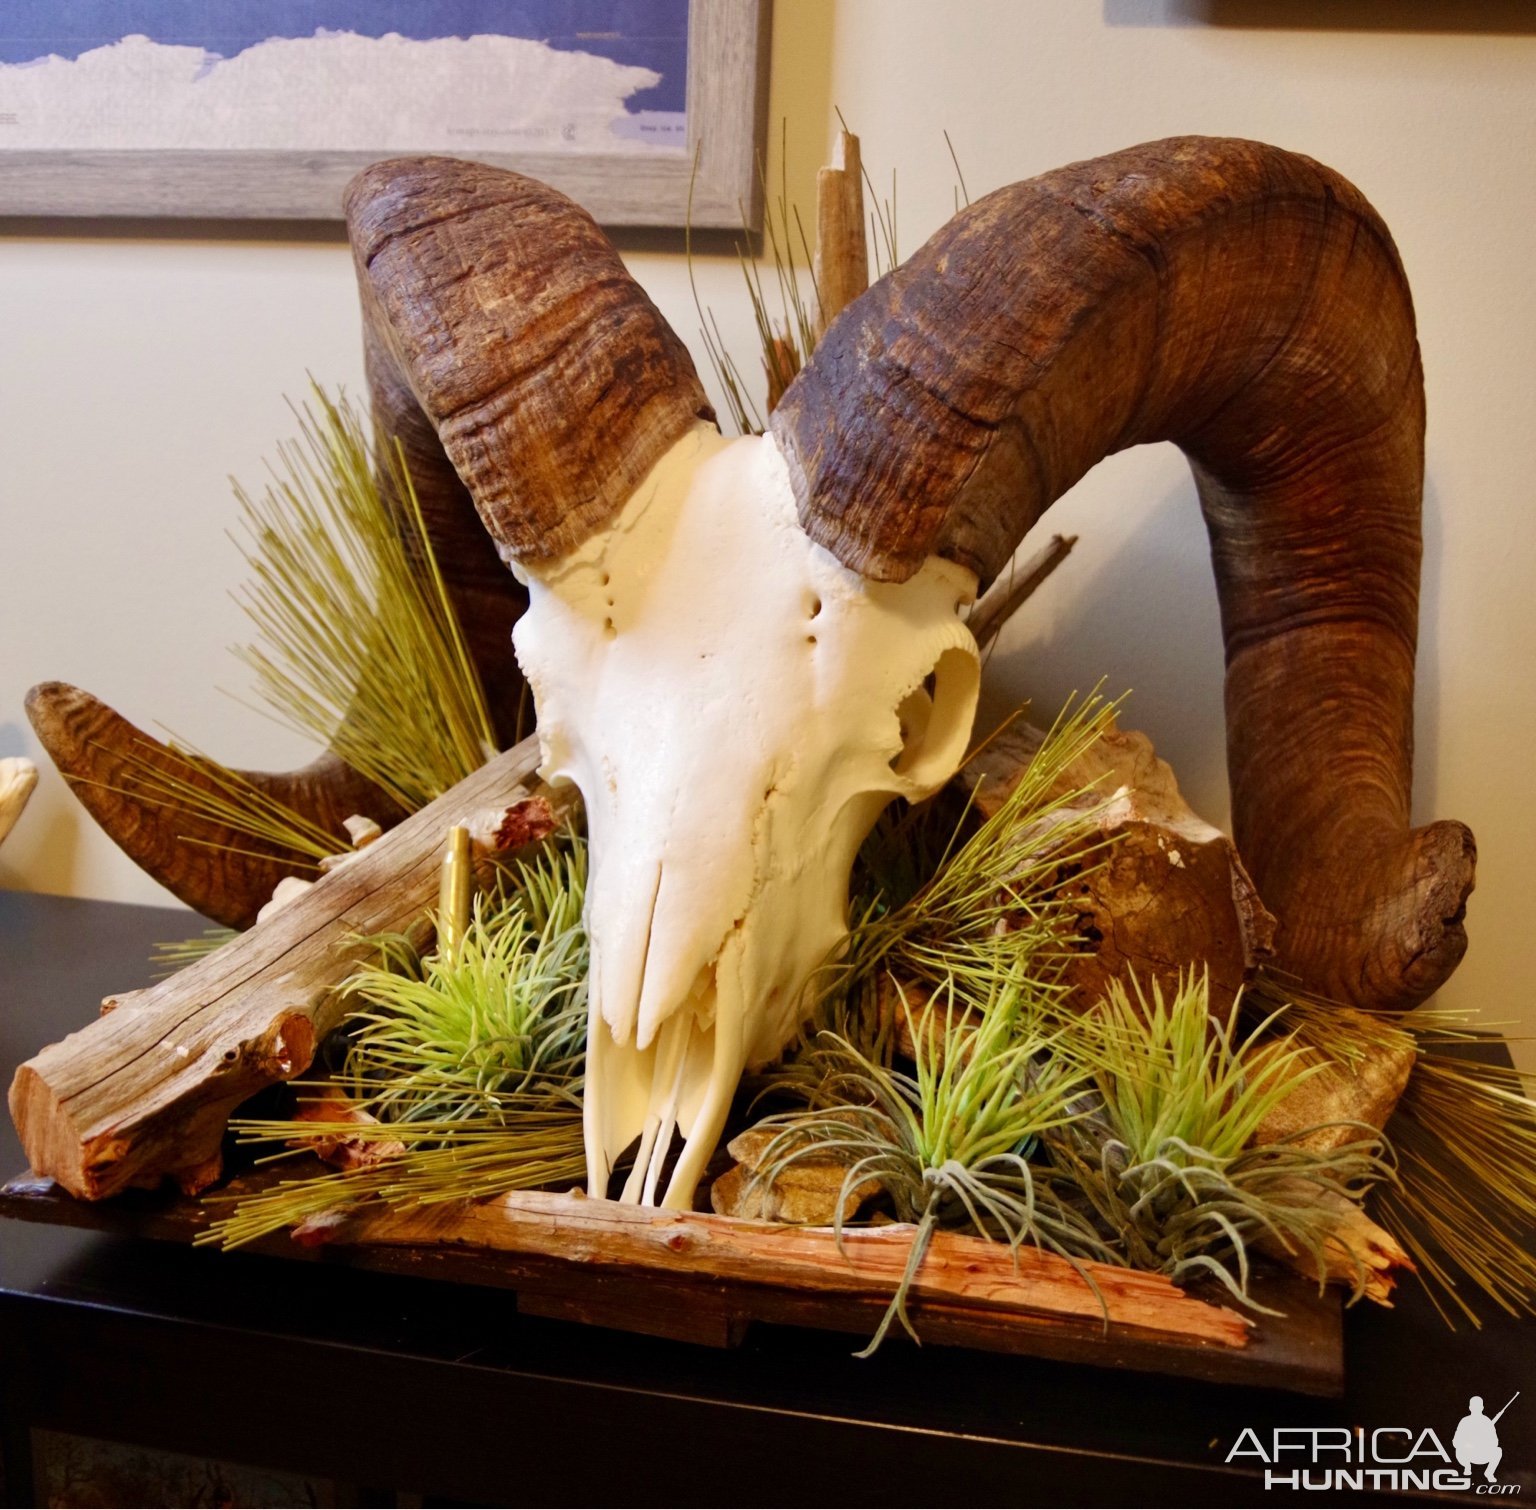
[1050, 972, 1393, 1307]
[202, 837, 589, 1249]
[801, 690, 1123, 1060]
[750, 974, 1108, 1354]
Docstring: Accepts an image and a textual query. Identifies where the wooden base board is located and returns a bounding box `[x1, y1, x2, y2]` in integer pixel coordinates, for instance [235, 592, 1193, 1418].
[0, 1163, 1343, 1396]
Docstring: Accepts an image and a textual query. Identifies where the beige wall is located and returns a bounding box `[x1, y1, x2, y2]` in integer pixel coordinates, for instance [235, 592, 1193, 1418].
[3, 1, 1532, 1059]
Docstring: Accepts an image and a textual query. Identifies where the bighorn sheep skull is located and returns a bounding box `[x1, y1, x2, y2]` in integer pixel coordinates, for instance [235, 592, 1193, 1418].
[29, 139, 1476, 1210]
[512, 422, 979, 1204]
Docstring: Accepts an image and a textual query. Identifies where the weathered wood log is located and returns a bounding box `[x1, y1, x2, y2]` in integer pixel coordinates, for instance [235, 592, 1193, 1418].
[295, 1187, 1253, 1351]
[961, 717, 1277, 1008]
[7, 737, 543, 1201]
[814, 127, 869, 335]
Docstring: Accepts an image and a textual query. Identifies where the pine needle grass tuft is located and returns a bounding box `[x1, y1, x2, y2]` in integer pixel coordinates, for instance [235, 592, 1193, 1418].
[203, 838, 589, 1248]
[753, 974, 1106, 1354]
[230, 385, 498, 811]
[1052, 972, 1392, 1307]
[150, 926, 240, 976]
[94, 734, 344, 872]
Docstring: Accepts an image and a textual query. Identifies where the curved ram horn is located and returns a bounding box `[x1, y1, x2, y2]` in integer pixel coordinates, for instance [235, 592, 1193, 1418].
[26, 682, 404, 929]
[361, 316, 529, 749]
[770, 135, 1474, 1014]
[344, 156, 717, 564]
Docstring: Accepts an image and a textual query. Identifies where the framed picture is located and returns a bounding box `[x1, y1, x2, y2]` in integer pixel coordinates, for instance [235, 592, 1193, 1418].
[0, 1, 770, 227]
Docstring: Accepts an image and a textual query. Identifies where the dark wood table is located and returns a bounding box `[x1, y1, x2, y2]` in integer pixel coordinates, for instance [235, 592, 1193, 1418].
[0, 891, 1530, 1508]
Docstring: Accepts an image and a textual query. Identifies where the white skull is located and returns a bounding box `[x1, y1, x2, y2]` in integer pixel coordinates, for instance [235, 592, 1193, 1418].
[511, 422, 980, 1207]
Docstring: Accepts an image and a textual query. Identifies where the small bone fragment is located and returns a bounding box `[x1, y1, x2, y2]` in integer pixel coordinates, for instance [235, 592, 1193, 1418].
[0, 757, 37, 846]
[710, 1118, 882, 1224]
[1251, 1011, 1416, 1154]
[255, 874, 315, 923]
[343, 814, 382, 847]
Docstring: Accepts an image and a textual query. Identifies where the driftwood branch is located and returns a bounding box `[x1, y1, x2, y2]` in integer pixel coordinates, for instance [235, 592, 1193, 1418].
[968, 532, 1077, 653]
[8, 738, 544, 1200]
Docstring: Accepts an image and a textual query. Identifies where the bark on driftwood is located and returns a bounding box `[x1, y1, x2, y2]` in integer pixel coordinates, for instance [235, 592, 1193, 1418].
[8, 739, 545, 1200]
[960, 717, 1277, 1008]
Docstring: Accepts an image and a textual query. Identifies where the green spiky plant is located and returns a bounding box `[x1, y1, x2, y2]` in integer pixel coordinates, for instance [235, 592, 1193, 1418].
[135, 382, 501, 959]
[749, 974, 1108, 1354]
[202, 837, 589, 1249]
[1048, 972, 1393, 1308]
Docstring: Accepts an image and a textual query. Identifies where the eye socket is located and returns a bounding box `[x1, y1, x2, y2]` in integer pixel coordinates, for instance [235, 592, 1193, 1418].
[888, 646, 980, 789]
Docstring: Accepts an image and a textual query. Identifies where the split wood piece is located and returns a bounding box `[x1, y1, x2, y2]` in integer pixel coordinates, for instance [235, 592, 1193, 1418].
[813, 127, 869, 336]
[961, 718, 1277, 1009]
[294, 1188, 1253, 1351]
[7, 737, 544, 1201]
[1255, 1188, 1415, 1306]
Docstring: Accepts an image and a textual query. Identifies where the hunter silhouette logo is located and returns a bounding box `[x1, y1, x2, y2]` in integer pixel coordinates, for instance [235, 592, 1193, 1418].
[1456, 1393, 1519, 1485]
[1227, 1389, 1523, 1494]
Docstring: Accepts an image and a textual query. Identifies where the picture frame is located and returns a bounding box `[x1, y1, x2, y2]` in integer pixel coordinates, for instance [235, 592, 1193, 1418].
[0, 1, 771, 228]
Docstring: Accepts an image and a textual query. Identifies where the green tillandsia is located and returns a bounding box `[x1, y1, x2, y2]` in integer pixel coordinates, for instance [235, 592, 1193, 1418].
[750, 973, 1111, 1355]
[1049, 970, 1393, 1309]
[201, 838, 590, 1249]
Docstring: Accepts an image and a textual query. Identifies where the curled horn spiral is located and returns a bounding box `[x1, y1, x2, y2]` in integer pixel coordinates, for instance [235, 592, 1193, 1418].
[771, 135, 1474, 1013]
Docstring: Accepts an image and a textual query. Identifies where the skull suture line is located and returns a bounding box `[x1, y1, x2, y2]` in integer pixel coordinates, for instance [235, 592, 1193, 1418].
[511, 423, 980, 1208]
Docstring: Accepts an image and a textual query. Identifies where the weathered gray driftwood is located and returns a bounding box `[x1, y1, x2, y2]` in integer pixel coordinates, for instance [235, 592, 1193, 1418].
[8, 739, 543, 1199]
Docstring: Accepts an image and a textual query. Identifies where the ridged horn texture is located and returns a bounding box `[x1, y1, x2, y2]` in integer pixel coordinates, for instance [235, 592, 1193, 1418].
[345, 156, 717, 565]
[362, 317, 529, 749]
[26, 683, 404, 930]
[771, 136, 1475, 1014]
